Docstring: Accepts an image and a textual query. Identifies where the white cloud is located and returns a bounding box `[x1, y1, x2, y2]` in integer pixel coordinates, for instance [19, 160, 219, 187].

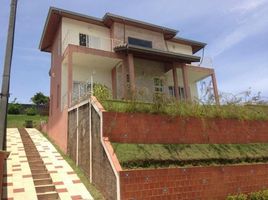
[230, 0, 268, 14]
[208, 4, 268, 57]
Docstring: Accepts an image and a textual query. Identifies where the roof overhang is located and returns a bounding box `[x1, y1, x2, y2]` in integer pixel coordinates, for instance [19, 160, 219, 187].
[103, 13, 178, 39]
[114, 44, 201, 63]
[39, 7, 104, 52]
[170, 37, 206, 54]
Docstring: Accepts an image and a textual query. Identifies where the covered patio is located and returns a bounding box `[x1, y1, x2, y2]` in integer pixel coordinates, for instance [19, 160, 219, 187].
[113, 44, 219, 103]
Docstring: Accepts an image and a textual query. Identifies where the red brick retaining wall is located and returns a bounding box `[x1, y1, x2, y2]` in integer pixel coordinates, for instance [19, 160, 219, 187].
[120, 164, 268, 200]
[103, 112, 268, 144]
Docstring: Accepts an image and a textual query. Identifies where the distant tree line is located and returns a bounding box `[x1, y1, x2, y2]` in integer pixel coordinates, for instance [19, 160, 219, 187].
[8, 92, 49, 116]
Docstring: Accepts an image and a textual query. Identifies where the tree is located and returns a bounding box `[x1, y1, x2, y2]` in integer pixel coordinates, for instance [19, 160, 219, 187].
[31, 92, 49, 105]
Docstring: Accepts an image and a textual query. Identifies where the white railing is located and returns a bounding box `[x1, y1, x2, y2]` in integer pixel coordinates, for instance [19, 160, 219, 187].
[71, 77, 94, 106]
[62, 30, 124, 55]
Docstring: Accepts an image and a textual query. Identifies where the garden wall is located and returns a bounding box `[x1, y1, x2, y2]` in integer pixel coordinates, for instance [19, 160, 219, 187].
[120, 164, 268, 200]
[103, 112, 268, 144]
[67, 100, 118, 200]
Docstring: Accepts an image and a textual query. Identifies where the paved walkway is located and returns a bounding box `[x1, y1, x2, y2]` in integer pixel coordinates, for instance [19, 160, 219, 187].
[3, 128, 93, 200]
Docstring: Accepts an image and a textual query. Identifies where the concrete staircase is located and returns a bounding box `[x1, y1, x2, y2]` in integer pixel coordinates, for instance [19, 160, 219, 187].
[18, 129, 59, 200]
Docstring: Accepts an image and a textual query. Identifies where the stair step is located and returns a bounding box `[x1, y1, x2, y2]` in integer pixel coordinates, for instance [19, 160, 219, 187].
[32, 169, 48, 175]
[31, 165, 47, 170]
[27, 155, 41, 158]
[32, 173, 50, 179]
[35, 184, 55, 193]
[29, 160, 44, 164]
[29, 163, 44, 168]
[34, 178, 52, 185]
[37, 191, 59, 200]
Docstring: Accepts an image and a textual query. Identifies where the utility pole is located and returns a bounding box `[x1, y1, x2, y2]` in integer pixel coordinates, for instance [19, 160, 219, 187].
[0, 0, 18, 150]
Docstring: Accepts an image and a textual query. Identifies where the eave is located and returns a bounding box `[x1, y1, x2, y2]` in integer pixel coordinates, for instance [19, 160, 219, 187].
[114, 44, 201, 63]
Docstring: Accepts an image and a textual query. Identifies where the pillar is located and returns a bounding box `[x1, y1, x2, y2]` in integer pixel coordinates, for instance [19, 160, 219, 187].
[211, 71, 220, 104]
[67, 50, 73, 107]
[182, 64, 191, 101]
[127, 53, 135, 95]
[172, 67, 179, 100]
[111, 67, 117, 99]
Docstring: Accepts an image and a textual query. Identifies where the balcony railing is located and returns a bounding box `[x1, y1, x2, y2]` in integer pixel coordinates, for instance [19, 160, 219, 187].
[62, 30, 124, 54]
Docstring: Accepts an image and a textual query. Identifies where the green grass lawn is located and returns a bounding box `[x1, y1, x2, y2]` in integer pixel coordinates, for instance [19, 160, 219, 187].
[112, 143, 268, 169]
[7, 114, 48, 128]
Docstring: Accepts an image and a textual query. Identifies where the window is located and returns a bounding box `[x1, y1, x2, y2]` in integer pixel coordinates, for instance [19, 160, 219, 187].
[72, 81, 91, 102]
[128, 37, 152, 48]
[153, 78, 164, 93]
[79, 33, 87, 46]
[168, 86, 185, 100]
[79, 33, 101, 49]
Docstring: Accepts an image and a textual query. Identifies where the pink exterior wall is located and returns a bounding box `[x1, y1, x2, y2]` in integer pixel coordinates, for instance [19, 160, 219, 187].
[48, 21, 68, 153]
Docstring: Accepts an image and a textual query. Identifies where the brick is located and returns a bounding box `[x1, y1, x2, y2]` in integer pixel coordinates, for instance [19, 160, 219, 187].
[13, 188, 25, 193]
[56, 188, 68, 193]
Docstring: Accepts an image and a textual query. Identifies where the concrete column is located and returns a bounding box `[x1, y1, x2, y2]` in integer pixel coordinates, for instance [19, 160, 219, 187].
[172, 67, 179, 100]
[211, 71, 220, 104]
[67, 51, 73, 106]
[111, 67, 117, 99]
[127, 53, 135, 95]
[182, 65, 191, 101]
[121, 59, 127, 99]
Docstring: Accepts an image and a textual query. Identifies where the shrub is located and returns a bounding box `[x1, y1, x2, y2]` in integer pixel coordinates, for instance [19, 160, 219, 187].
[226, 190, 268, 200]
[226, 194, 247, 200]
[93, 83, 111, 101]
[8, 103, 22, 115]
[26, 107, 37, 116]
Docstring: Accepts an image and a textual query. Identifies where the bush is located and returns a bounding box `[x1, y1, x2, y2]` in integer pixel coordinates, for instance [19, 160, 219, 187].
[93, 83, 111, 101]
[226, 190, 268, 200]
[8, 103, 22, 115]
[226, 194, 248, 200]
[26, 107, 37, 116]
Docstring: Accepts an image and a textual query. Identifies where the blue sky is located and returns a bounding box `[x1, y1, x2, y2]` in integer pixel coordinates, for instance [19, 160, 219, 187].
[0, 0, 267, 103]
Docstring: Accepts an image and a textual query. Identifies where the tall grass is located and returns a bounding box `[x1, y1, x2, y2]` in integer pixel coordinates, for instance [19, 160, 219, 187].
[102, 99, 268, 120]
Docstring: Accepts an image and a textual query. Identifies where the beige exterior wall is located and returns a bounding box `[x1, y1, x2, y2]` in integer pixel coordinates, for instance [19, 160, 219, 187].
[166, 41, 193, 55]
[112, 22, 167, 50]
[72, 64, 112, 90]
[61, 17, 111, 53]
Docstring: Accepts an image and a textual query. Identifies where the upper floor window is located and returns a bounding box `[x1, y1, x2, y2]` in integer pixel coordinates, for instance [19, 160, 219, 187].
[79, 33, 87, 46]
[153, 78, 164, 93]
[79, 33, 101, 49]
[128, 37, 152, 48]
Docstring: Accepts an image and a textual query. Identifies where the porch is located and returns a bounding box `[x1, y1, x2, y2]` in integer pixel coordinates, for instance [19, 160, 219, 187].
[62, 44, 219, 108]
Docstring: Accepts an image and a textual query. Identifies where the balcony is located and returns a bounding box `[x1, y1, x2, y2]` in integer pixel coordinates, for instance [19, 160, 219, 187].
[62, 30, 124, 55]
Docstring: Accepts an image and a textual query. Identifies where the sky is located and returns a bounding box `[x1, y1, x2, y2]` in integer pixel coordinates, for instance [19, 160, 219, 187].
[0, 0, 268, 103]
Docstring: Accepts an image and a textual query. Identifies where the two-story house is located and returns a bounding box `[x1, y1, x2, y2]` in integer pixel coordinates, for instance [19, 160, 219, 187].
[39, 7, 219, 152]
